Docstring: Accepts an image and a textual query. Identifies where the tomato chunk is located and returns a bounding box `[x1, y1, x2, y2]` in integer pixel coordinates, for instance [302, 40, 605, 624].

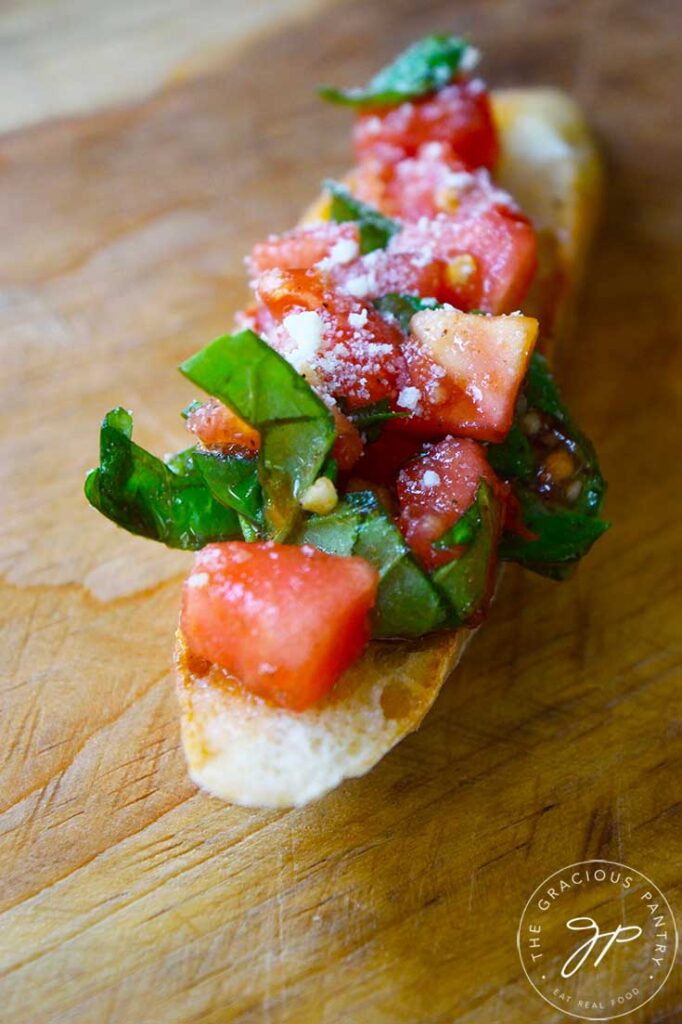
[353, 82, 499, 170]
[402, 308, 538, 442]
[393, 203, 537, 314]
[248, 222, 359, 276]
[182, 543, 378, 711]
[187, 399, 260, 453]
[396, 437, 503, 570]
[331, 406, 364, 471]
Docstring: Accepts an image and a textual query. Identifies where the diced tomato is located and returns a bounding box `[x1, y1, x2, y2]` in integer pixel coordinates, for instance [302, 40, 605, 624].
[330, 249, 447, 302]
[331, 406, 364, 471]
[393, 201, 537, 314]
[350, 431, 423, 487]
[248, 222, 359, 276]
[187, 399, 260, 453]
[353, 81, 499, 171]
[396, 437, 504, 570]
[401, 308, 538, 442]
[256, 268, 325, 318]
[254, 269, 408, 410]
[315, 301, 407, 408]
[181, 542, 378, 710]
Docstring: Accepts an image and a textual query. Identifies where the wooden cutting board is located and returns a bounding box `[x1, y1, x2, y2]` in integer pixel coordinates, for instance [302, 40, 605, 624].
[1, 1, 680, 1021]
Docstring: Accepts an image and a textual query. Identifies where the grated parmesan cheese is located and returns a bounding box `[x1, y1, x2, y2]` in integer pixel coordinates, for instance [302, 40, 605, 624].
[318, 237, 359, 270]
[348, 308, 369, 329]
[421, 470, 441, 488]
[283, 310, 325, 372]
[397, 386, 421, 411]
[344, 272, 376, 298]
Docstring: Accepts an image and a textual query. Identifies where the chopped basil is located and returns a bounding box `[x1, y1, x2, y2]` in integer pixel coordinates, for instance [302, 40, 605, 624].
[341, 397, 407, 442]
[434, 492, 482, 549]
[319, 35, 472, 109]
[324, 181, 399, 254]
[192, 449, 263, 528]
[488, 353, 609, 576]
[298, 491, 446, 638]
[498, 492, 609, 578]
[84, 408, 240, 548]
[373, 293, 440, 334]
[180, 330, 335, 540]
[432, 481, 500, 624]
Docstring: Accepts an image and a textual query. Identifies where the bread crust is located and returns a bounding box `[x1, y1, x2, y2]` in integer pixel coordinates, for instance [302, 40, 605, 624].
[175, 87, 601, 808]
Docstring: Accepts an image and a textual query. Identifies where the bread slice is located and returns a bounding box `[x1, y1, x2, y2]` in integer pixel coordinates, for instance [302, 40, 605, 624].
[175, 88, 601, 808]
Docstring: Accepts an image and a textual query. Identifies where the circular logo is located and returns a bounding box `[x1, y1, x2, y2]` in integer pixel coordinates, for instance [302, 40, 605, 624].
[517, 860, 678, 1020]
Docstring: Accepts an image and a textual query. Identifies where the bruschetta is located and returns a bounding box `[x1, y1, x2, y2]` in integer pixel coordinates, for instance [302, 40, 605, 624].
[85, 37, 608, 807]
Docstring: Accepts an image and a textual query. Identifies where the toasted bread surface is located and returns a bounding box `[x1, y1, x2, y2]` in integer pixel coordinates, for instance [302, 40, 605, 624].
[176, 87, 601, 807]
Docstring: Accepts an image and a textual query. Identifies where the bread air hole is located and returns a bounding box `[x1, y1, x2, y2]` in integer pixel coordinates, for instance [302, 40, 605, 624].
[380, 682, 415, 720]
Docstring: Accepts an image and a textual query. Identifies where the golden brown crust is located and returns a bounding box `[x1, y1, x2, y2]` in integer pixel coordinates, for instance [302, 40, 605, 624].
[175, 627, 467, 807]
[175, 87, 602, 808]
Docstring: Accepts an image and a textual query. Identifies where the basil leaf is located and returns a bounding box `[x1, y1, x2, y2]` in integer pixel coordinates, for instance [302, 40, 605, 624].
[180, 330, 335, 540]
[319, 35, 472, 109]
[432, 481, 500, 624]
[340, 397, 407, 442]
[295, 496, 364, 558]
[192, 449, 263, 527]
[298, 491, 446, 638]
[434, 495, 481, 549]
[489, 353, 605, 514]
[524, 353, 605, 515]
[325, 181, 399, 254]
[486, 419, 535, 480]
[84, 408, 240, 549]
[488, 353, 609, 575]
[373, 293, 440, 333]
[498, 491, 609, 576]
[354, 512, 446, 637]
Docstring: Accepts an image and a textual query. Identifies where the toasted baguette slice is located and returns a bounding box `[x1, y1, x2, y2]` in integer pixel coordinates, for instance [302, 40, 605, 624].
[175, 88, 601, 808]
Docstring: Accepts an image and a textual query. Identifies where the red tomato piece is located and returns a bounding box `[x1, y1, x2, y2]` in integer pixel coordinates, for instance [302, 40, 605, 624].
[330, 249, 447, 302]
[331, 406, 364, 471]
[315, 301, 407, 408]
[353, 81, 499, 171]
[248, 222, 360, 276]
[396, 437, 504, 570]
[393, 200, 537, 314]
[255, 268, 326, 319]
[256, 272, 408, 410]
[350, 431, 423, 488]
[187, 399, 260, 453]
[182, 543, 378, 710]
[401, 308, 538, 442]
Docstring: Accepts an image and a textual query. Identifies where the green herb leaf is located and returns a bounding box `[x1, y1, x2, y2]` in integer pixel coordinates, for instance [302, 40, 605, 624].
[297, 491, 446, 638]
[434, 494, 482, 549]
[325, 181, 399, 254]
[489, 353, 605, 514]
[524, 353, 605, 514]
[498, 491, 610, 577]
[486, 419, 535, 480]
[84, 408, 241, 549]
[341, 397, 408, 442]
[319, 35, 472, 109]
[373, 293, 440, 334]
[432, 481, 500, 624]
[180, 330, 335, 539]
[488, 353, 609, 575]
[192, 449, 263, 527]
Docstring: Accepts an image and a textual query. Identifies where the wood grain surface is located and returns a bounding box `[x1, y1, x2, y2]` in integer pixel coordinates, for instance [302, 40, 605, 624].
[1, 0, 680, 1021]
